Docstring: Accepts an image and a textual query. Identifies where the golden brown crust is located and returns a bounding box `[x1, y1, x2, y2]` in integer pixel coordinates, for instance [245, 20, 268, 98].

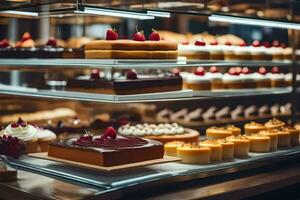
[85, 40, 178, 51]
[144, 129, 199, 144]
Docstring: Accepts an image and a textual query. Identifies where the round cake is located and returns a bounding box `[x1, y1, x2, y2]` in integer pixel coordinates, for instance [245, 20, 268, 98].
[177, 143, 211, 164]
[200, 140, 223, 161]
[264, 118, 286, 129]
[281, 126, 299, 146]
[164, 141, 186, 157]
[245, 134, 271, 153]
[118, 123, 199, 144]
[244, 122, 266, 134]
[259, 129, 279, 150]
[217, 139, 234, 160]
[226, 135, 250, 156]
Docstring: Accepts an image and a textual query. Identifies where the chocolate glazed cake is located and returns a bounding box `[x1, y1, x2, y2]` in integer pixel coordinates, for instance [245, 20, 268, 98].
[48, 128, 164, 167]
[66, 71, 183, 95]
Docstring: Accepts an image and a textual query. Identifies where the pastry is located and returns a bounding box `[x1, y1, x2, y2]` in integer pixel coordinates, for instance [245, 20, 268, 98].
[164, 141, 185, 157]
[178, 39, 210, 59]
[244, 122, 265, 134]
[217, 139, 234, 160]
[0, 118, 38, 153]
[267, 67, 288, 88]
[118, 123, 199, 144]
[184, 108, 203, 122]
[48, 127, 164, 167]
[250, 41, 269, 60]
[206, 126, 232, 139]
[177, 143, 211, 164]
[259, 129, 279, 150]
[186, 67, 211, 91]
[276, 128, 291, 147]
[231, 105, 244, 119]
[156, 108, 172, 122]
[255, 67, 271, 88]
[67, 70, 182, 95]
[223, 68, 243, 89]
[258, 105, 271, 116]
[0, 135, 25, 158]
[85, 29, 178, 59]
[244, 105, 258, 118]
[207, 66, 224, 90]
[226, 125, 241, 136]
[200, 140, 222, 161]
[226, 135, 250, 156]
[234, 45, 251, 60]
[36, 127, 57, 152]
[264, 118, 285, 129]
[215, 106, 231, 120]
[281, 126, 299, 146]
[170, 108, 188, 122]
[202, 107, 217, 122]
[241, 67, 256, 88]
[245, 134, 271, 153]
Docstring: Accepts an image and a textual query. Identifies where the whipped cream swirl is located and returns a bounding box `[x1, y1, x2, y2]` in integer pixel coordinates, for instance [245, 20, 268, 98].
[4, 124, 38, 142]
[118, 123, 185, 136]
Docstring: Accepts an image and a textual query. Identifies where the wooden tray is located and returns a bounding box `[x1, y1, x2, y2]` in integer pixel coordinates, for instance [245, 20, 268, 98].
[29, 153, 181, 172]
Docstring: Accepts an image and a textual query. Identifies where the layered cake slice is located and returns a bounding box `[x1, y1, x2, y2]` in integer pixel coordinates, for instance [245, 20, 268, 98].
[66, 69, 182, 95]
[85, 29, 178, 59]
[48, 127, 164, 167]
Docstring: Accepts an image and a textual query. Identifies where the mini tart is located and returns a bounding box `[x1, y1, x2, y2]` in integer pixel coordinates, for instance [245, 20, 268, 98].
[206, 127, 232, 139]
[200, 140, 222, 161]
[164, 141, 186, 157]
[244, 122, 266, 134]
[226, 125, 241, 136]
[276, 129, 291, 148]
[177, 143, 211, 164]
[264, 118, 286, 129]
[259, 130, 279, 150]
[245, 134, 270, 153]
[282, 126, 299, 146]
[226, 135, 250, 156]
[216, 139, 234, 160]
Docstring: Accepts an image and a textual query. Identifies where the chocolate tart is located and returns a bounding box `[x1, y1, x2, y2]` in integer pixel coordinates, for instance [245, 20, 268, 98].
[66, 74, 183, 95]
[48, 135, 164, 167]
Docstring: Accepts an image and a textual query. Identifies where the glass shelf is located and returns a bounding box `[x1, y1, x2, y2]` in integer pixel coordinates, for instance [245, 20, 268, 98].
[0, 58, 294, 70]
[0, 84, 292, 103]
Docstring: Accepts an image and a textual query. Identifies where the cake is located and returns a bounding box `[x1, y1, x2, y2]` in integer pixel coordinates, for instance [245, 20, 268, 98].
[85, 29, 178, 59]
[281, 126, 299, 146]
[48, 127, 164, 167]
[0, 135, 25, 158]
[223, 68, 243, 89]
[216, 139, 234, 160]
[177, 143, 211, 164]
[207, 66, 224, 89]
[244, 122, 266, 134]
[264, 118, 286, 129]
[226, 135, 250, 156]
[118, 123, 199, 144]
[255, 67, 271, 88]
[267, 67, 287, 88]
[0, 118, 38, 153]
[259, 129, 279, 150]
[67, 70, 183, 95]
[178, 39, 210, 59]
[200, 140, 222, 161]
[245, 134, 271, 153]
[226, 125, 241, 136]
[36, 127, 57, 152]
[276, 128, 291, 148]
[206, 126, 233, 139]
[185, 67, 211, 91]
[164, 141, 186, 157]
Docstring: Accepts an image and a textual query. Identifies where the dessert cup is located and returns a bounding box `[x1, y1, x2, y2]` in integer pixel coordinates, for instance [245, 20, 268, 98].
[226, 135, 250, 156]
[264, 118, 285, 129]
[259, 130, 279, 150]
[276, 129, 290, 148]
[206, 126, 232, 139]
[245, 134, 271, 153]
[177, 143, 211, 164]
[217, 139, 234, 160]
[282, 127, 299, 146]
[200, 140, 222, 161]
[244, 122, 266, 134]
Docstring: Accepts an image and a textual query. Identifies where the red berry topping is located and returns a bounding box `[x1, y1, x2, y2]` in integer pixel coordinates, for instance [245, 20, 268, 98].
[149, 29, 160, 41]
[21, 32, 32, 42]
[181, 40, 189, 45]
[118, 117, 129, 126]
[79, 134, 93, 141]
[90, 69, 101, 79]
[11, 123, 19, 128]
[194, 67, 205, 76]
[106, 28, 118, 40]
[103, 126, 117, 139]
[20, 122, 27, 127]
[133, 27, 145, 42]
[194, 39, 206, 46]
[209, 66, 219, 73]
[17, 117, 24, 125]
[0, 39, 9, 48]
[210, 41, 218, 45]
[46, 37, 57, 47]
[228, 67, 236, 75]
[239, 42, 247, 47]
[271, 66, 280, 74]
[172, 68, 180, 76]
[0, 135, 24, 158]
[280, 43, 287, 49]
[272, 40, 280, 47]
[252, 40, 261, 47]
[258, 67, 267, 75]
[262, 41, 271, 48]
[242, 67, 251, 74]
[126, 70, 138, 80]
[225, 41, 232, 46]
[235, 67, 242, 75]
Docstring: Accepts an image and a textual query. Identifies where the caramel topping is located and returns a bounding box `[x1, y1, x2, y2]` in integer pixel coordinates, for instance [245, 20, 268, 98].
[226, 135, 249, 141]
[165, 141, 185, 146]
[245, 121, 265, 127]
[180, 143, 208, 149]
[265, 118, 285, 126]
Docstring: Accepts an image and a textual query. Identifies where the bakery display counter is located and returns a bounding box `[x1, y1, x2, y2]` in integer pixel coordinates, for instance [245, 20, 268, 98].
[0, 84, 292, 103]
[1, 145, 300, 199]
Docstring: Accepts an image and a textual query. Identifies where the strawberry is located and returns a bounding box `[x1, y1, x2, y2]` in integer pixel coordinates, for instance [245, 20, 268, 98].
[172, 68, 180, 76]
[271, 66, 280, 74]
[228, 67, 236, 75]
[252, 40, 261, 47]
[272, 40, 280, 47]
[106, 28, 118, 40]
[209, 66, 219, 73]
[103, 126, 117, 139]
[235, 67, 242, 75]
[280, 43, 287, 49]
[239, 42, 247, 47]
[194, 67, 205, 76]
[90, 69, 101, 79]
[263, 41, 271, 48]
[0, 39, 9, 48]
[46, 37, 57, 47]
[194, 39, 206, 46]
[242, 67, 251, 74]
[133, 27, 145, 42]
[149, 29, 160, 41]
[11, 123, 19, 128]
[21, 32, 32, 42]
[210, 41, 218, 45]
[79, 133, 93, 141]
[126, 70, 138, 80]
[181, 40, 189, 45]
[258, 67, 267, 75]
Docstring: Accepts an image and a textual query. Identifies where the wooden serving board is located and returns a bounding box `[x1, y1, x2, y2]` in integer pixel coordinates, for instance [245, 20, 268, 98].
[29, 153, 181, 172]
